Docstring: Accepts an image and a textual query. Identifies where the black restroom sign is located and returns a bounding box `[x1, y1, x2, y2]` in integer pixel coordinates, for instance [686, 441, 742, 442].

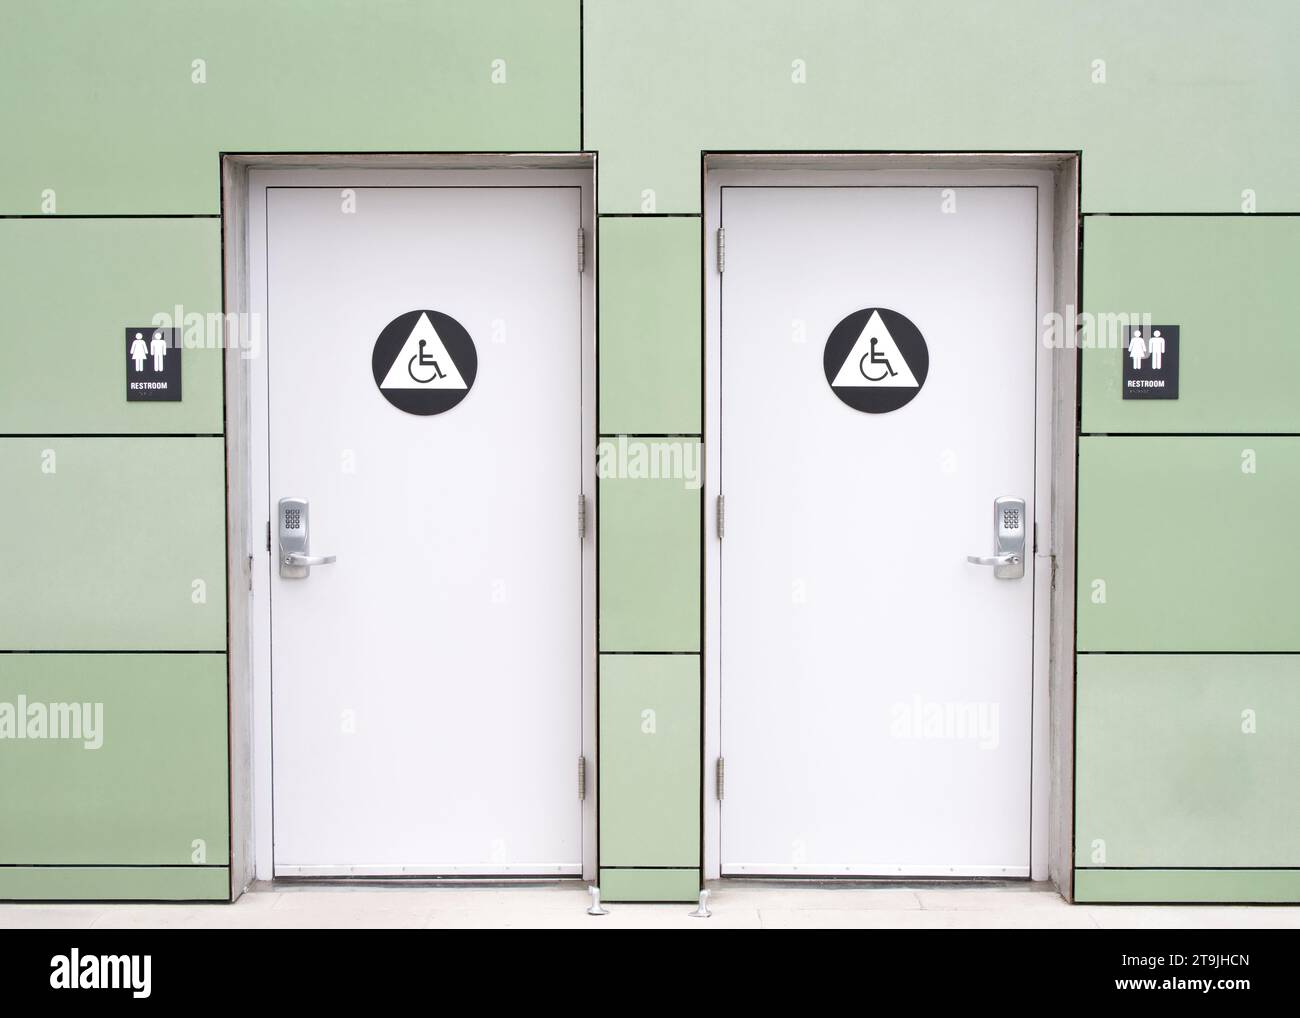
[823, 308, 929, 413]
[1122, 324, 1179, 400]
[371, 310, 477, 416]
[125, 327, 181, 401]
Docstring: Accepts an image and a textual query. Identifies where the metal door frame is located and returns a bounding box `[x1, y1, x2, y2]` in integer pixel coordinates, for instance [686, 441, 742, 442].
[700, 152, 1080, 893]
[221, 153, 598, 890]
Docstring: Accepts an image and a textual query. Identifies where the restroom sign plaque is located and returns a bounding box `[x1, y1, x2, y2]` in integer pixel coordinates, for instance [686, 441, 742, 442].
[125, 327, 181, 401]
[823, 307, 929, 414]
[1122, 324, 1179, 400]
[371, 310, 477, 416]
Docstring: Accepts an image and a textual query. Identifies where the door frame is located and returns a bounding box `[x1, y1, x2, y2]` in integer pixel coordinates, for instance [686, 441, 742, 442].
[701, 152, 1080, 891]
[221, 153, 598, 888]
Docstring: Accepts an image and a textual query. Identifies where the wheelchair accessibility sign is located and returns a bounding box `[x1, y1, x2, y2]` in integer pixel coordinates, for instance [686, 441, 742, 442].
[371, 310, 477, 415]
[823, 308, 929, 413]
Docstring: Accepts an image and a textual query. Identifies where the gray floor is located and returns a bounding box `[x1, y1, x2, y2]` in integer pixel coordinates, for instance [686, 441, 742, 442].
[2, 882, 1298, 929]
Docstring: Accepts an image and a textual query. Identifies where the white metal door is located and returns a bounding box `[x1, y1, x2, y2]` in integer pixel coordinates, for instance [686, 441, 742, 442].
[718, 184, 1041, 876]
[263, 183, 585, 875]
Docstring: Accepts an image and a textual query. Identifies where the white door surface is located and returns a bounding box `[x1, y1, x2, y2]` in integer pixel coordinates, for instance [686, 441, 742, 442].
[263, 184, 585, 875]
[718, 184, 1042, 876]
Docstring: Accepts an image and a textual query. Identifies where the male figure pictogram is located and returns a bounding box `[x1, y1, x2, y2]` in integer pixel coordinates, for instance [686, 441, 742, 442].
[149, 331, 168, 373]
[1148, 329, 1165, 370]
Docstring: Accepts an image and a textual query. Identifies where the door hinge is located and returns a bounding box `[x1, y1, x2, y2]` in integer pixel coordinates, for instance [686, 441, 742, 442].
[716, 493, 726, 539]
[578, 755, 587, 800]
[1033, 521, 1039, 554]
[266, 520, 271, 553]
[247, 554, 253, 591]
[578, 493, 588, 540]
[716, 227, 725, 273]
[577, 227, 586, 273]
[715, 757, 725, 800]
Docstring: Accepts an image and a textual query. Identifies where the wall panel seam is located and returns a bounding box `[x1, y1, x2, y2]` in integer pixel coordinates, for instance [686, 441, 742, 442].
[0, 215, 221, 220]
[1083, 212, 1300, 218]
[0, 864, 228, 869]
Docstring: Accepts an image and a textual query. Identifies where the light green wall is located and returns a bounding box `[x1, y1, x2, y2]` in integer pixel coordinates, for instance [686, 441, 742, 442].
[0, 219, 223, 433]
[1082, 217, 1300, 434]
[599, 655, 700, 867]
[0, 867, 229, 902]
[1076, 655, 1300, 869]
[0, 655, 230, 867]
[595, 214, 703, 896]
[585, 0, 1300, 215]
[581, 0, 1300, 903]
[598, 867, 701, 904]
[0, 0, 580, 903]
[1076, 437, 1300, 652]
[1076, 870, 1300, 905]
[1072, 178, 1300, 896]
[0, 438, 227, 650]
[598, 218, 702, 435]
[0, 0, 580, 214]
[2, 0, 1297, 905]
[598, 444, 702, 652]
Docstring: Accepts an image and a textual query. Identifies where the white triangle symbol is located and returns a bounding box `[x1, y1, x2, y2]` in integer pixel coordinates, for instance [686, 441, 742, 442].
[379, 313, 468, 390]
[830, 310, 918, 388]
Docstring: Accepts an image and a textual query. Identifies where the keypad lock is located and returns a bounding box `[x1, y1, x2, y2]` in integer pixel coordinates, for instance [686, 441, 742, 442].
[278, 496, 337, 579]
[966, 496, 1026, 580]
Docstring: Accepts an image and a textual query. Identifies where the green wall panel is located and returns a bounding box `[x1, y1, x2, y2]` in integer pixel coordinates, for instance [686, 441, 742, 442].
[0, 867, 228, 902]
[598, 439, 701, 651]
[0, 219, 222, 434]
[0, 438, 227, 650]
[1076, 437, 1300, 651]
[598, 217, 702, 434]
[599, 867, 700, 903]
[1075, 655, 1300, 868]
[585, 0, 1300, 214]
[599, 654, 700, 867]
[0, 654, 229, 866]
[1082, 216, 1300, 434]
[0, 0, 580, 213]
[1075, 869, 1300, 905]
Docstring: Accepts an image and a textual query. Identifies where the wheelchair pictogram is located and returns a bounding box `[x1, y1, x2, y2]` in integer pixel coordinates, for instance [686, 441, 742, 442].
[408, 338, 449, 383]
[858, 337, 898, 382]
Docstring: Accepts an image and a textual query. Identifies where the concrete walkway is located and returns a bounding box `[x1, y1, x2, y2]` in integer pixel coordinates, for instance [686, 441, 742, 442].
[2, 882, 1298, 929]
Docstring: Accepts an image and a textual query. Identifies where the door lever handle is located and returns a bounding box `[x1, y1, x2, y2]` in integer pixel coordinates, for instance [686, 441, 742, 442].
[283, 552, 336, 567]
[967, 496, 1027, 579]
[966, 553, 1020, 567]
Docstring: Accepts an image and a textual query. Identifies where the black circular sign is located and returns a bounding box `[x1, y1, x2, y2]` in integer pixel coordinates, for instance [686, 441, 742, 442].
[371, 310, 477, 416]
[823, 307, 928, 414]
